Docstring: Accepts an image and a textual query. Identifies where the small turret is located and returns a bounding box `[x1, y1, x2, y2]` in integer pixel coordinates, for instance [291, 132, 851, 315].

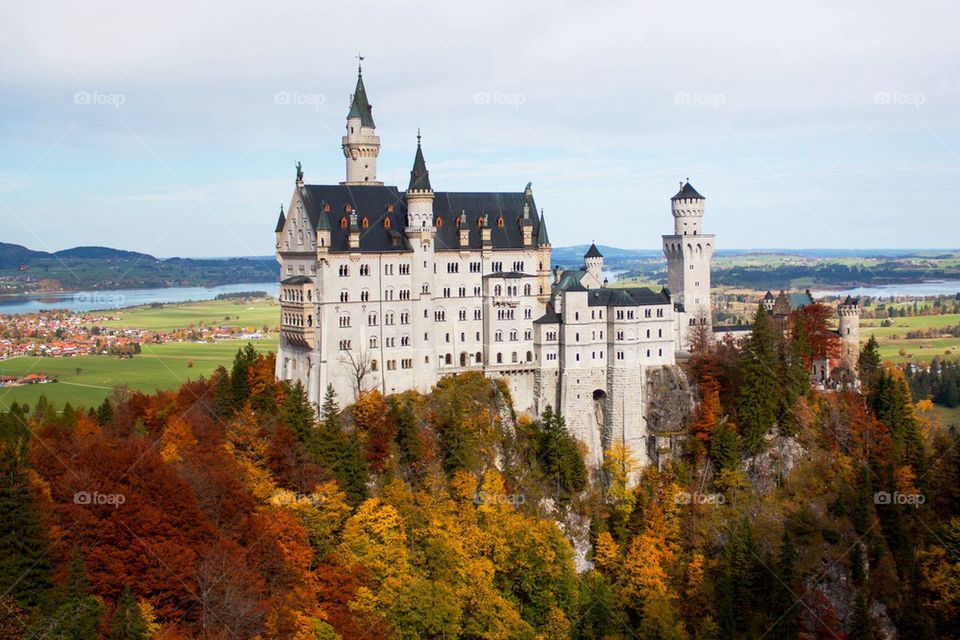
[481, 214, 492, 248]
[537, 210, 551, 247]
[274, 204, 286, 248]
[405, 132, 435, 230]
[585, 243, 603, 282]
[348, 210, 361, 250]
[458, 210, 470, 248]
[521, 202, 534, 246]
[315, 200, 331, 252]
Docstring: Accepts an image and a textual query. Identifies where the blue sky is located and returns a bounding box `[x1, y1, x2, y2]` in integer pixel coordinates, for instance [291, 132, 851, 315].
[1, 0, 958, 257]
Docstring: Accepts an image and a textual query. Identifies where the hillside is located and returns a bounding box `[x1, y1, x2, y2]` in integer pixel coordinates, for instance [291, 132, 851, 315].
[0, 326, 957, 638]
[52, 246, 156, 261]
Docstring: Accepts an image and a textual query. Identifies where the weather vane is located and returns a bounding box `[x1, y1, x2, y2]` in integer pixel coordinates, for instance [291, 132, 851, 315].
[356, 52, 364, 74]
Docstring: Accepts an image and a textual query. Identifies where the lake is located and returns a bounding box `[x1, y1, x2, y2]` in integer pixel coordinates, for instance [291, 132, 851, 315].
[811, 280, 960, 299]
[0, 282, 280, 315]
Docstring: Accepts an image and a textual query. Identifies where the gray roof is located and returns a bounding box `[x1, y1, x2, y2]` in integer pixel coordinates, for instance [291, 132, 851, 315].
[291, 184, 545, 253]
[408, 139, 431, 191]
[483, 271, 530, 279]
[347, 71, 375, 128]
[585, 243, 603, 258]
[275, 206, 286, 233]
[586, 287, 670, 307]
[671, 181, 705, 200]
[554, 269, 587, 293]
[537, 211, 550, 245]
[533, 303, 561, 325]
[281, 275, 313, 285]
[841, 295, 860, 306]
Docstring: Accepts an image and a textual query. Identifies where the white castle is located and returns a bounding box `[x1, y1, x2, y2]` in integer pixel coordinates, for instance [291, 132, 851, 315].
[274, 65, 714, 468]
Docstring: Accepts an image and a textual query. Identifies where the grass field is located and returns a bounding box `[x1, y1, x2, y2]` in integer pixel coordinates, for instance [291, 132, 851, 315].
[98, 298, 279, 332]
[0, 338, 278, 410]
[860, 313, 960, 364]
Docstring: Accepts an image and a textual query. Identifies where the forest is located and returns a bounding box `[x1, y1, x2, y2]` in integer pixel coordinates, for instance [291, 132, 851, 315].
[0, 302, 958, 639]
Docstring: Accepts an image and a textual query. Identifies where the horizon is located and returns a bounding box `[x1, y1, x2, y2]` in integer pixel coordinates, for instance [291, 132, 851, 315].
[2, 1, 959, 256]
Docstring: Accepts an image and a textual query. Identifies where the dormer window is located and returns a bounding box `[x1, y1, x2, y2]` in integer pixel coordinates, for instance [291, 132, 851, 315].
[387, 204, 394, 213]
[362, 217, 369, 228]
[323, 203, 331, 213]
[435, 216, 443, 227]
[384, 218, 391, 228]
[497, 216, 505, 228]
[345, 204, 352, 212]
[340, 217, 348, 228]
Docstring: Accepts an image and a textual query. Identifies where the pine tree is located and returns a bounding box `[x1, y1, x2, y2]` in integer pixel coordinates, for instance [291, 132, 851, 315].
[95, 398, 113, 426]
[108, 587, 149, 640]
[858, 336, 882, 392]
[316, 385, 368, 506]
[848, 592, 875, 640]
[538, 406, 587, 498]
[32, 549, 104, 640]
[709, 421, 741, 472]
[0, 451, 52, 608]
[282, 380, 317, 447]
[781, 313, 811, 436]
[229, 344, 258, 410]
[390, 397, 423, 479]
[769, 530, 800, 639]
[739, 304, 780, 455]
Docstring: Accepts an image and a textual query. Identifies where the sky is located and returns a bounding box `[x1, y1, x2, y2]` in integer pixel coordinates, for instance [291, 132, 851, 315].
[1, 0, 958, 257]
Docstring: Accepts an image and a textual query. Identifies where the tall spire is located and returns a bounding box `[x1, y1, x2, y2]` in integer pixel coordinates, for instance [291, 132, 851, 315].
[408, 132, 432, 191]
[274, 204, 286, 233]
[537, 209, 550, 246]
[347, 61, 375, 129]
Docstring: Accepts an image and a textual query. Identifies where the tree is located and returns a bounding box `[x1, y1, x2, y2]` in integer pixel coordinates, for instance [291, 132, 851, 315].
[738, 304, 780, 455]
[281, 380, 316, 447]
[769, 530, 800, 640]
[848, 591, 876, 640]
[339, 348, 375, 399]
[537, 406, 587, 498]
[316, 385, 369, 506]
[108, 587, 149, 640]
[32, 549, 104, 640]
[859, 336, 882, 392]
[0, 448, 52, 608]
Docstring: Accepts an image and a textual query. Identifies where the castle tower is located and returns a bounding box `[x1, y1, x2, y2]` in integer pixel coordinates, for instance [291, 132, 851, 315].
[405, 132, 434, 228]
[341, 61, 382, 186]
[838, 296, 861, 372]
[662, 181, 715, 347]
[584, 243, 603, 286]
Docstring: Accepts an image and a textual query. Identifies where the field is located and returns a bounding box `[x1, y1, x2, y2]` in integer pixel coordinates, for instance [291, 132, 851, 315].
[0, 298, 282, 410]
[98, 297, 279, 332]
[860, 313, 960, 364]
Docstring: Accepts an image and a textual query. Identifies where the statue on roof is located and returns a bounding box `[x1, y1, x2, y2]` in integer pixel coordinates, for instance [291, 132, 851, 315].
[295, 161, 303, 184]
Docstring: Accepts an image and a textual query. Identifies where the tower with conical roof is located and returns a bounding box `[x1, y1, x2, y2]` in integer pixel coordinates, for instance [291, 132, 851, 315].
[662, 181, 715, 347]
[341, 60, 382, 185]
[405, 131, 434, 229]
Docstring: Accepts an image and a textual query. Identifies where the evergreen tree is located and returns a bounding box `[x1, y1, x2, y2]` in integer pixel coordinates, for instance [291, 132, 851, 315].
[32, 549, 103, 640]
[738, 304, 780, 455]
[212, 366, 234, 418]
[858, 336, 882, 392]
[95, 398, 113, 426]
[769, 530, 800, 639]
[782, 313, 811, 435]
[229, 344, 258, 410]
[281, 380, 317, 447]
[390, 397, 424, 479]
[108, 587, 149, 640]
[316, 385, 368, 506]
[0, 450, 52, 608]
[709, 421, 741, 472]
[848, 592, 875, 640]
[538, 406, 588, 498]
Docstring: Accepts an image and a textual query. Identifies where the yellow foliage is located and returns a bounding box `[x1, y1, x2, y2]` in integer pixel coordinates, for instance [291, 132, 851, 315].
[593, 531, 621, 574]
[338, 498, 409, 583]
[160, 417, 197, 464]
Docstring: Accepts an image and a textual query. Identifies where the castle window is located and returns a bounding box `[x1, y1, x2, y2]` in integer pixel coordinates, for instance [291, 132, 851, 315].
[345, 204, 352, 212]
[646, 329, 651, 338]
[370, 337, 378, 348]
[340, 290, 349, 303]
[658, 348, 663, 356]
[497, 353, 503, 364]
[512, 352, 518, 363]
[435, 216, 443, 227]
[371, 359, 378, 371]
[476, 351, 483, 363]
[495, 331, 503, 342]
[340, 217, 348, 229]
[658, 329, 663, 337]
[510, 330, 518, 341]
[387, 204, 394, 213]
[360, 290, 369, 302]
[524, 284, 531, 296]
[647, 349, 651, 357]
[497, 216, 505, 228]
[445, 354, 452, 365]
[526, 351, 533, 362]
[307, 315, 312, 327]
[362, 217, 369, 228]
[324, 203, 331, 212]
[384, 217, 391, 228]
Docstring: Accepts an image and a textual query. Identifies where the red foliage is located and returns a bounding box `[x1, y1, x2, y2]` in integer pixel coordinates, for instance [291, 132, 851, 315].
[798, 303, 841, 362]
[315, 562, 390, 640]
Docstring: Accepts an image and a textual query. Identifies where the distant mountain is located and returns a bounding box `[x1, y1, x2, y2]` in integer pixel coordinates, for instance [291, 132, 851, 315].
[0, 242, 48, 268]
[53, 246, 156, 261]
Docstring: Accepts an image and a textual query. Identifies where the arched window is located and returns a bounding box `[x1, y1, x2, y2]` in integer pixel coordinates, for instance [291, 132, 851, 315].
[384, 217, 391, 228]
[345, 204, 352, 212]
[371, 359, 378, 371]
[476, 351, 483, 364]
[497, 353, 503, 364]
[497, 216, 505, 228]
[323, 203, 331, 212]
[526, 351, 533, 361]
[340, 217, 348, 228]
[435, 216, 443, 227]
[370, 337, 378, 348]
[444, 354, 452, 365]
[362, 217, 369, 228]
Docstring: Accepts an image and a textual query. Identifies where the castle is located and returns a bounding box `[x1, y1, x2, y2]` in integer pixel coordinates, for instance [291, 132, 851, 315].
[274, 65, 715, 468]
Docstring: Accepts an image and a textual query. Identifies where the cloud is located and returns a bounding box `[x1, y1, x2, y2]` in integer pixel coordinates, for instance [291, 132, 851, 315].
[0, 0, 958, 255]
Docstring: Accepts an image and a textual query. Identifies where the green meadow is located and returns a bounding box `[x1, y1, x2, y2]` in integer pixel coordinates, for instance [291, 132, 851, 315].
[860, 313, 960, 364]
[1, 298, 281, 410]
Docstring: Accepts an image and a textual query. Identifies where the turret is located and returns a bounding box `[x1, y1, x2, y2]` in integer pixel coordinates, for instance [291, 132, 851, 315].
[521, 202, 534, 246]
[405, 131, 435, 230]
[341, 61, 382, 186]
[838, 296, 861, 371]
[315, 200, 331, 252]
[274, 204, 285, 248]
[348, 210, 360, 251]
[537, 210, 551, 247]
[481, 214, 492, 248]
[585, 243, 603, 282]
[671, 181, 705, 236]
[458, 210, 470, 248]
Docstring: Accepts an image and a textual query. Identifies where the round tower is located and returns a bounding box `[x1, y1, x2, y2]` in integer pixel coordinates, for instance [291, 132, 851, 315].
[671, 181, 706, 236]
[341, 61, 382, 186]
[584, 243, 604, 283]
[838, 296, 861, 371]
